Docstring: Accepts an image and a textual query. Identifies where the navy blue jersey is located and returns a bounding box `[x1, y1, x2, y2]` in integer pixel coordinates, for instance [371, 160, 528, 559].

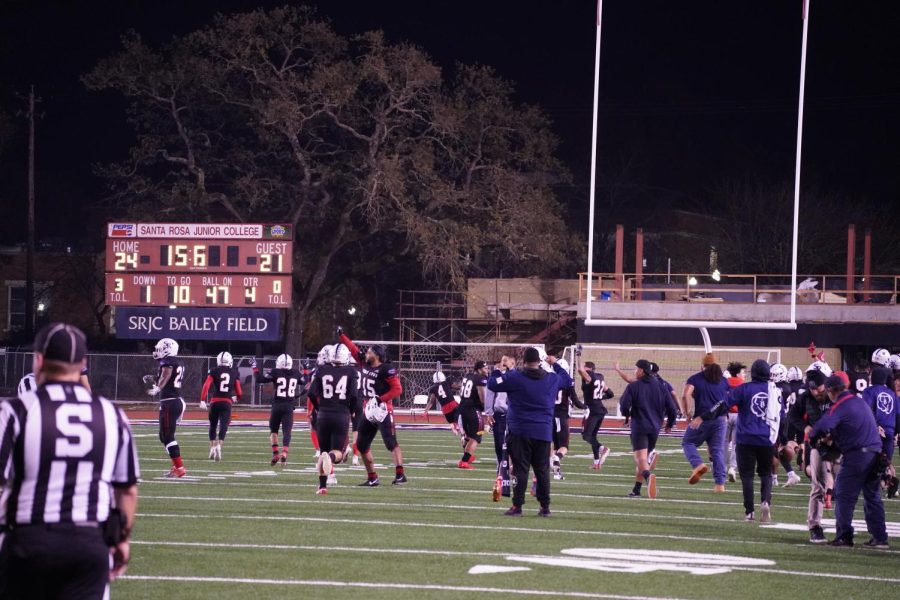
[157, 356, 185, 399]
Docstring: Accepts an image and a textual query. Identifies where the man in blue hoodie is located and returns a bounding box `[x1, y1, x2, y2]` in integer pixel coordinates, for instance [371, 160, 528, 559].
[809, 375, 887, 548]
[692, 359, 778, 522]
[620, 359, 677, 499]
[488, 347, 571, 517]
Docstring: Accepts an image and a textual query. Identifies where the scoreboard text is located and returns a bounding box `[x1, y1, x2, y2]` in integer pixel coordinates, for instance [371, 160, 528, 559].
[104, 223, 293, 309]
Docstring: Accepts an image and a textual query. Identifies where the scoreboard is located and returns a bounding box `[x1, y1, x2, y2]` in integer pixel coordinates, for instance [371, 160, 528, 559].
[104, 223, 293, 309]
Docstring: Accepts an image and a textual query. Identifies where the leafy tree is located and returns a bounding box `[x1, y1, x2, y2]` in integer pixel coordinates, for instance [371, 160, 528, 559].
[84, 5, 574, 353]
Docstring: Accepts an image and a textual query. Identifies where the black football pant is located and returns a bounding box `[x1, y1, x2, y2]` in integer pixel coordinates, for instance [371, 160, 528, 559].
[507, 432, 551, 508]
[736, 443, 774, 515]
[269, 402, 295, 446]
[208, 401, 232, 441]
[6, 524, 109, 600]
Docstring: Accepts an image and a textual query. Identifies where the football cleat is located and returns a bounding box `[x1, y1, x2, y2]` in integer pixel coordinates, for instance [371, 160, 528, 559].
[647, 474, 658, 499]
[863, 538, 890, 549]
[327, 473, 337, 486]
[744, 512, 755, 522]
[503, 505, 523, 517]
[280, 453, 288, 465]
[315, 487, 328, 495]
[537, 505, 551, 517]
[598, 446, 611, 466]
[165, 466, 187, 478]
[209, 447, 216, 460]
[270, 454, 280, 466]
[591, 462, 601, 470]
[352, 455, 360, 466]
[214, 446, 221, 462]
[785, 471, 802, 487]
[359, 477, 380, 487]
[553, 471, 564, 481]
[457, 460, 474, 470]
[727, 468, 736, 483]
[627, 490, 641, 498]
[772, 474, 779, 487]
[392, 474, 408, 485]
[320, 452, 333, 477]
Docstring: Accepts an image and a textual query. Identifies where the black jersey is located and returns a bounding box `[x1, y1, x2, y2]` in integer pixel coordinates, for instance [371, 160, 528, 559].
[428, 381, 458, 410]
[555, 382, 584, 417]
[459, 373, 486, 410]
[849, 370, 869, 395]
[359, 362, 399, 402]
[207, 365, 241, 398]
[258, 368, 302, 403]
[581, 372, 609, 415]
[157, 356, 185, 399]
[310, 364, 358, 414]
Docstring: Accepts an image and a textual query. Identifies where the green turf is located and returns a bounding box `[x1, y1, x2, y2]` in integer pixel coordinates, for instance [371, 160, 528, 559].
[117, 423, 900, 599]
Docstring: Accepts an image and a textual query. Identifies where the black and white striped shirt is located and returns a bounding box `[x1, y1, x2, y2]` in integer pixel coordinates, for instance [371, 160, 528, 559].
[0, 382, 140, 526]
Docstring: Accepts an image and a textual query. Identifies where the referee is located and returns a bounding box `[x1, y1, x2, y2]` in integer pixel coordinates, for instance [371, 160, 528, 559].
[0, 323, 140, 598]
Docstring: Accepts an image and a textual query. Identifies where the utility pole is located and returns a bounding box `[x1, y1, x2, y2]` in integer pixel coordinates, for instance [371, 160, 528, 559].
[25, 85, 36, 338]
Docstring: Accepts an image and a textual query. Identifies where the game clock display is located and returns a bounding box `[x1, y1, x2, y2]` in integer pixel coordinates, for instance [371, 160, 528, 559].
[106, 238, 292, 273]
[106, 273, 292, 308]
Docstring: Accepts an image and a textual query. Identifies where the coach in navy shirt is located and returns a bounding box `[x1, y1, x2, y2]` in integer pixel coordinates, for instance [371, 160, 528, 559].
[809, 375, 887, 548]
[488, 347, 571, 517]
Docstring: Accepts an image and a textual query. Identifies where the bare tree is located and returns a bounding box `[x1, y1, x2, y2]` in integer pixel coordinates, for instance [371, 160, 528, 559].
[84, 6, 575, 353]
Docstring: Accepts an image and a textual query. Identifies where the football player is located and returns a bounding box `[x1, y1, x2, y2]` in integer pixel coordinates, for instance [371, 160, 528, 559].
[147, 338, 187, 478]
[337, 327, 407, 486]
[200, 351, 242, 462]
[457, 361, 488, 469]
[255, 354, 303, 465]
[426, 370, 461, 435]
[551, 359, 585, 480]
[577, 361, 611, 470]
[309, 344, 359, 494]
[770, 363, 802, 487]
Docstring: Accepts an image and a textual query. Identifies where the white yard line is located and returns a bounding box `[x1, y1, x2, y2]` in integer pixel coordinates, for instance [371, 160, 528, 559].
[136, 512, 770, 545]
[118, 574, 682, 599]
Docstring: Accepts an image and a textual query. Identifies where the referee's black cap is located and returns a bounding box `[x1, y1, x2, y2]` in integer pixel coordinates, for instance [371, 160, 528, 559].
[34, 322, 87, 363]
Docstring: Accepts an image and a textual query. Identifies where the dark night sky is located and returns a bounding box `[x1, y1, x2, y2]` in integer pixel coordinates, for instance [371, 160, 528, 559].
[1, 1, 898, 246]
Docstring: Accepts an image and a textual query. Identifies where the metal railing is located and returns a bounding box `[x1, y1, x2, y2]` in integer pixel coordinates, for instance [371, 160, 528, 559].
[578, 272, 900, 305]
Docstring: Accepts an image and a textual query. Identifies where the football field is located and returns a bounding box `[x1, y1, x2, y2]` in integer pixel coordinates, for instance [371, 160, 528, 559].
[120, 422, 899, 599]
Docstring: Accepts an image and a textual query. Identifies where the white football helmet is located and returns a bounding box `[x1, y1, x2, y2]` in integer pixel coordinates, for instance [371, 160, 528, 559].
[872, 348, 891, 367]
[17, 373, 36, 396]
[769, 363, 788, 383]
[364, 397, 388, 423]
[216, 351, 233, 367]
[332, 343, 351, 366]
[806, 360, 832, 377]
[153, 338, 179, 360]
[534, 347, 553, 373]
[433, 371, 446, 384]
[276, 353, 293, 370]
[889, 354, 900, 371]
[787, 366, 803, 382]
[316, 345, 334, 366]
